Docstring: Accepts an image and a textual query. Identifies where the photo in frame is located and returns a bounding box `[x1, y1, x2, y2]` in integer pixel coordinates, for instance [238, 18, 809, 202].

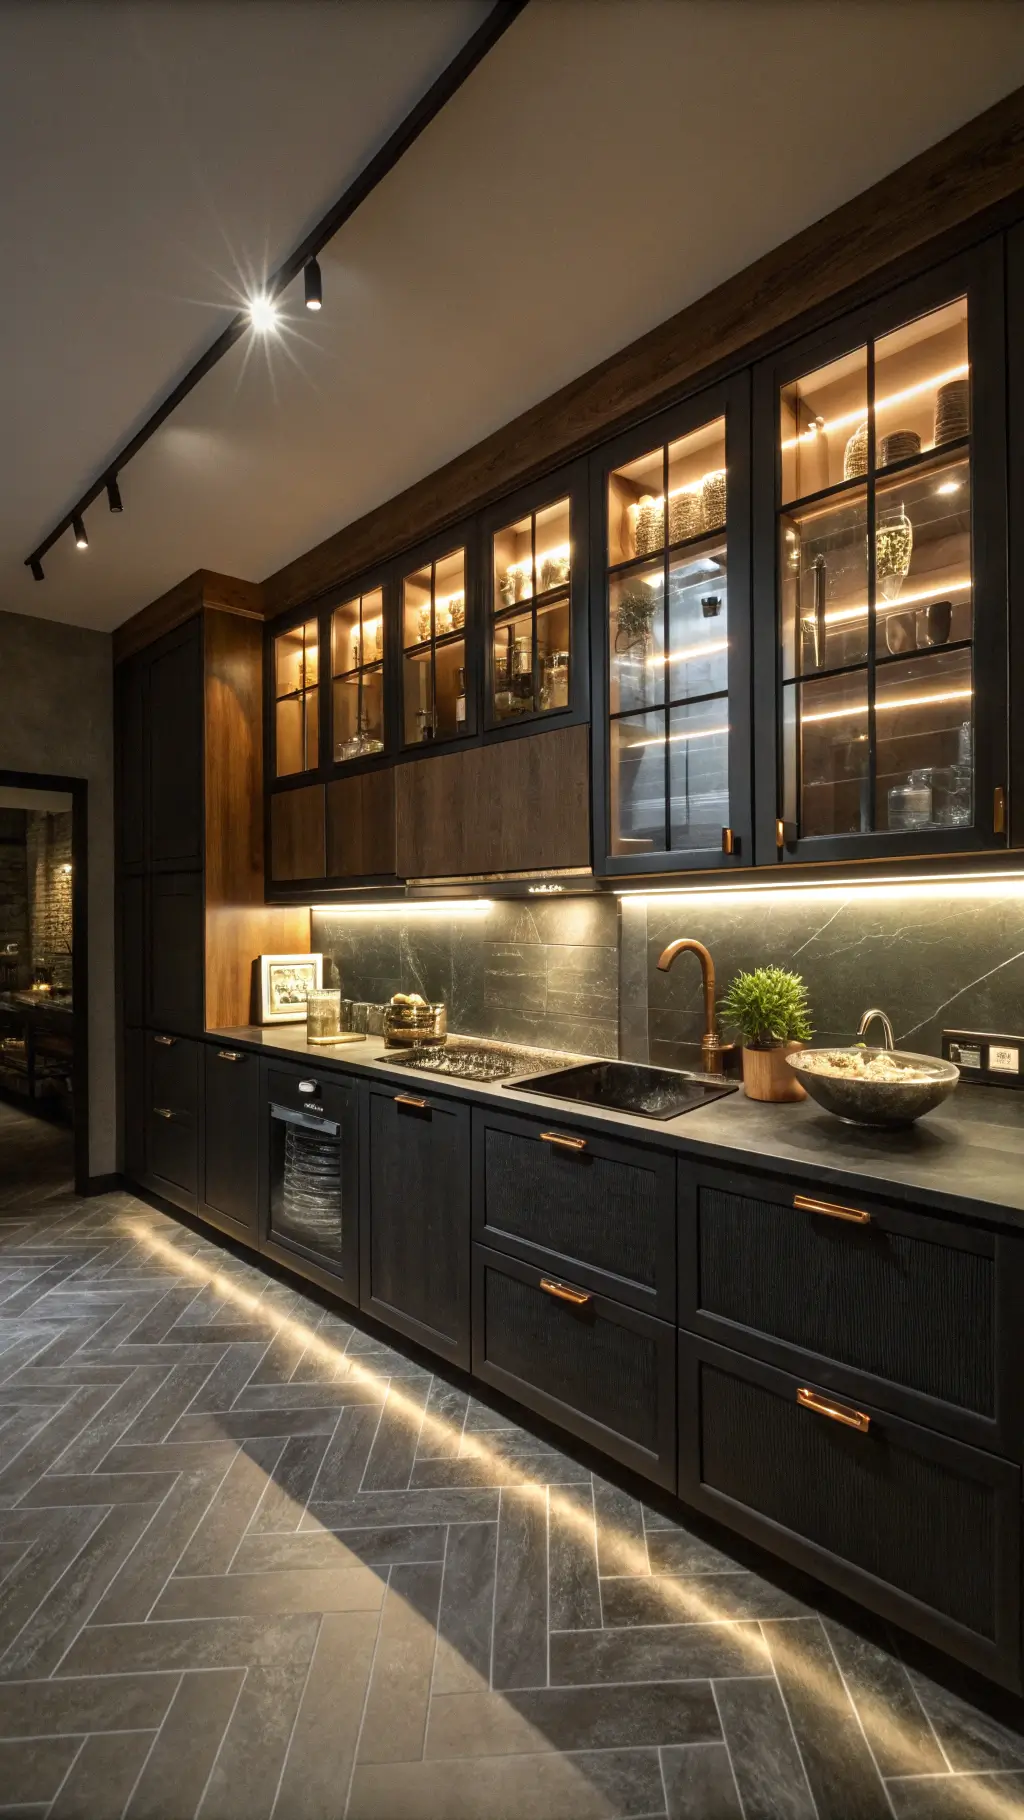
[257, 953, 323, 1025]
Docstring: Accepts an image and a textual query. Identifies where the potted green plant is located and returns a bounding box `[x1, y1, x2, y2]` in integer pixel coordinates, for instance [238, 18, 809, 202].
[721, 966, 813, 1103]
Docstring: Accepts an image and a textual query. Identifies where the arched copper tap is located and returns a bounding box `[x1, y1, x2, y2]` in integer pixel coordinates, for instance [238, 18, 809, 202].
[656, 938, 722, 1074]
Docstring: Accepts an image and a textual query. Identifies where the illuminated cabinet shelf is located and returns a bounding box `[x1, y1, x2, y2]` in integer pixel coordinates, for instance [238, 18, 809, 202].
[591, 377, 752, 877]
[753, 241, 1008, 866]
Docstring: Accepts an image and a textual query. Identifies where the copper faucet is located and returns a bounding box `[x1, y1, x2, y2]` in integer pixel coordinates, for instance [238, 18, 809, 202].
[656, 938, 722, 1074]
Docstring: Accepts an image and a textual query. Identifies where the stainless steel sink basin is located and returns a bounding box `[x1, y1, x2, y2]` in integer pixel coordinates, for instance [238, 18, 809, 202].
[507, 1059, 738, 1120]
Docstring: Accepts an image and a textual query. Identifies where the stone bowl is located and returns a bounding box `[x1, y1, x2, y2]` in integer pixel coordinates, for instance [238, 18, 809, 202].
[785, 1046, 960, 1129]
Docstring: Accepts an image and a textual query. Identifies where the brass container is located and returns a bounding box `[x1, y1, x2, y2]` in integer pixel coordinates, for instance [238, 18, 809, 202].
[382, 1002, 448, 1049]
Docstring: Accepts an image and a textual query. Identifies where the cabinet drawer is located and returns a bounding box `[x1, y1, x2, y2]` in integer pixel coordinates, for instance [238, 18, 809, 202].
[473, 1244, 675, 1488]
[679, 1335, 1021, 1691]
[682, 1164, 1020, 1450]
[474, 1110, 675, 1317]
[202, 1045, 259, 1241]
[146, 1033, 199, 1207]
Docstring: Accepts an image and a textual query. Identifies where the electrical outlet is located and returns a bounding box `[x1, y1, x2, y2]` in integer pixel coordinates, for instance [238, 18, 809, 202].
[942, 1028, 1024, 1088]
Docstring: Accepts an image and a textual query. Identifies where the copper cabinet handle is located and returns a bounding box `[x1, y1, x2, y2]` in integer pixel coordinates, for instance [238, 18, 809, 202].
[994, 785, 1007, 834]
[721, 827, 735, 856]
[153, 1107, 175, 1120]
[797, 1386, 871, 1433]
[217, 1050, 244, 1062]
[540, 1277, 592, 1307]
[794, 1193, 871, 1225]
[153, 1034, 175, 1047]
[394, 1094, 429, 1111]
[540, 1131, 587, 1153]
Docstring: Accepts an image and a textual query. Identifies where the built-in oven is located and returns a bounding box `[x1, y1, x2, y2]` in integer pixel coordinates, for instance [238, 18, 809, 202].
[262, 1063, 359, 1301]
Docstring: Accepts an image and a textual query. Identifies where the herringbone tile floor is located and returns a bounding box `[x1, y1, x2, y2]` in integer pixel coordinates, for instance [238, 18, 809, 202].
[1, 1103, 1023, 1819]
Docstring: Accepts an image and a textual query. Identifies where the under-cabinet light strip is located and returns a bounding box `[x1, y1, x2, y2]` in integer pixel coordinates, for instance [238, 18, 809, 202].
[311, 900, 494, 917]
[616, 871, 1024, 902]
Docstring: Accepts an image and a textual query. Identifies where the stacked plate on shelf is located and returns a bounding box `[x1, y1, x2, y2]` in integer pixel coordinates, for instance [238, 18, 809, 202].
[934, 378, 970, 444]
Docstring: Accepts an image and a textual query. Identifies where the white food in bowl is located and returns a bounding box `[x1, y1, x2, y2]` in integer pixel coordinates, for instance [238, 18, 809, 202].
[797, 1049, 934, 1083]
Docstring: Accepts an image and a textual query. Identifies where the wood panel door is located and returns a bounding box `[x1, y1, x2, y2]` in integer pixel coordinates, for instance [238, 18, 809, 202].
[326, 770, 396, 880]
[147, 619, 204, 867]
[361, 1083, 471, 1367]
[269, 784, 326, 884]
[395, 723, 590, 879]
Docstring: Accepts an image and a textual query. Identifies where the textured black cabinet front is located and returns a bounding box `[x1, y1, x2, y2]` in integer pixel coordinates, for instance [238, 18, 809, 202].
[202, 1045, 260, 1242]
[473, 1243, 676, 1488]
[117, 656, 147, 868]
[473, 1109, 676, 1318]
[147, 872, 204, 1037]
[145, 1033, 199, 1210]
[121, 873, 146, 1031]
[147, 620, 204, 867]
[361, 1086, 471, 1368]
[680, 1334, 1021, 1690]
[681, 1163, 1019, 1451]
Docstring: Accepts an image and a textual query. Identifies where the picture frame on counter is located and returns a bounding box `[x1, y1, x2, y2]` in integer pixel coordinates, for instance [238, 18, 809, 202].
[257, 952, 323, 1024]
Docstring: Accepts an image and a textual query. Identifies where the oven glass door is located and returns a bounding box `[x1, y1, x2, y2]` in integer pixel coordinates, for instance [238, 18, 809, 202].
[268, 1102, 345, 1261]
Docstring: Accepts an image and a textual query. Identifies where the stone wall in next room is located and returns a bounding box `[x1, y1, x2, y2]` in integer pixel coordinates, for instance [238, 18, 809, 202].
[621, 883, 1024, 1071]
[314, 896, 619, 1059]
[26, 811, 73, 990]
[0, 810, 28, 975]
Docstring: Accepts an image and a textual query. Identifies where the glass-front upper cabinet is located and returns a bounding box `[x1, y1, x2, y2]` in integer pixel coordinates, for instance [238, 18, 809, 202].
[401, 541, 471, 747]
[331, 586, 385, 763]
[593, 378, 751, 874]
[754, 246, 1007, 863]
[482, 461, 588, 733]
[273, 616, 319, 777]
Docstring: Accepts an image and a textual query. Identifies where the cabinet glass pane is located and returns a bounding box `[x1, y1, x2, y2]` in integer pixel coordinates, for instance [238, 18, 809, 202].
[667, 417, 726, 539]
[874, 297, 968, 469]
[493, 612, 534, 720]
[874, 454, 972, 657]
[669, 699, 729, 850]
[610, 562, 664, 714]
[610, 712, 667, 856]
[491, 496, 571, 722]
[401, 549, 468, 745]
[781, 347, 867, 505]
[435, 637, 467, 739]
[275, 626, 306, 698]
[538, 594, 570, 711]
[403, 564, 433, 650]
[535, 498, 571, 589]
[404, 647, 434, 745]
[274, 618, 318, 777]
[331, 588, 385, 761]
[876, 648, 973, 832]
[276, 696, 304, 778]
[781, 489, 869, 681]
[795, 671, 869, 838]
[667, 538, 728, 701]
[608, 446, 664, 566]
[494, 512, 532, 607]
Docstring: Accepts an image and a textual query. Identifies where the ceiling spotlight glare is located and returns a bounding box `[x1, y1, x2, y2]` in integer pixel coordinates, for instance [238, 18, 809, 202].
[29, 557, 44, 581]
[107, 477, 123, 513]
[248, 293, 279, 333]
[304, 257, 322, 311]
[72, 515, 88, 550]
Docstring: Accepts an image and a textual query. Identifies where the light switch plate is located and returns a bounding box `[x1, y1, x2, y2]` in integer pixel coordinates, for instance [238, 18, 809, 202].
[942, 1028, 1024, 1088]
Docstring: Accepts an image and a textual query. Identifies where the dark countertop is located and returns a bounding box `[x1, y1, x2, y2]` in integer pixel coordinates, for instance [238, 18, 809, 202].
[209, 1024, 1024, 1232]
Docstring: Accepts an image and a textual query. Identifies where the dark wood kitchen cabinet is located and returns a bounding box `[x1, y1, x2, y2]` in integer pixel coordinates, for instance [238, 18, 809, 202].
[361, 1083, 471, 1367]
[147, 620, 205, 867]
[268, 782, 326, 885]
[395, 724, 590, 880]
[201, 1043, 260, 1243]
[147, 871, 204, 1038]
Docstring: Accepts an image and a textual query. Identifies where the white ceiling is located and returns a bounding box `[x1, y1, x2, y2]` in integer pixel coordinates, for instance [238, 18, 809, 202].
[4, 0, 1024, 633]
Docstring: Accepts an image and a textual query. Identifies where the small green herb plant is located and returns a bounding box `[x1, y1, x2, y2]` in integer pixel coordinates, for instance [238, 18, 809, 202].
[721, 966, 813, 1051]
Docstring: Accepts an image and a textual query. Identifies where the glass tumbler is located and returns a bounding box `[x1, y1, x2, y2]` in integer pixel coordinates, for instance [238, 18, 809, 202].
[306, 988, 343, 1045]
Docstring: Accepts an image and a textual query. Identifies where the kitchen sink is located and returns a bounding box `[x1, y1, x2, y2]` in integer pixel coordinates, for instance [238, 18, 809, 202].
[507, 1059, 738, 1120]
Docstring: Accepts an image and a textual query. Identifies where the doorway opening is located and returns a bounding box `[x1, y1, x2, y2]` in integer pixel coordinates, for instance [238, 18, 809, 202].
[0, 771, 88, 1196]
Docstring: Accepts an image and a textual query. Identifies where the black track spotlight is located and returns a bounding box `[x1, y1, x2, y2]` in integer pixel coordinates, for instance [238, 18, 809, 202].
[304, 256, 322, 311]
[107, 477, 123, 513]
[72, 515, 88, 550]
[29, 557, 44, 582]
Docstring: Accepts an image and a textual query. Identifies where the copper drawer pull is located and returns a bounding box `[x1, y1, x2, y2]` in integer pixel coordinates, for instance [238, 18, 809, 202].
[153, 1034, 176, 1047]
[540, 1131, 587, 1153]
[217, 1050, 244, 1063]
[153, 1107, 175, 1121]
[794, 1193, 871, 1225]
[797, 1386, 870, 1433]
[394, 1094, 429, 1111]
[540, 1277, 592, 1307]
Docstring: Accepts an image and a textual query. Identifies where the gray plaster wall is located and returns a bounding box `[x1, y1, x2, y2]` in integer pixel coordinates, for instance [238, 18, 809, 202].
[0, 610, 115, 1176]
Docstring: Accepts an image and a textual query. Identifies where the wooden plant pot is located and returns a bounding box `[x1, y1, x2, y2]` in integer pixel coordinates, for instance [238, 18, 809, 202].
[741, 1041, 807, 1103]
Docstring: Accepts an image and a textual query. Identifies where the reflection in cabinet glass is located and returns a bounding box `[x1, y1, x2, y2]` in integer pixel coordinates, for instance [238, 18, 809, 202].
[491, 497, 571, 720]
[780, 298, 973, 840]
[607, 417, 730, 856]
[402, 548, 467, 745]
[274, 618, 319, 776]
[331, 588, 385, 762]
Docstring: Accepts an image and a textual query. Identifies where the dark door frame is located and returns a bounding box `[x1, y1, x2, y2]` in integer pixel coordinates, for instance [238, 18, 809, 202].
[0, 769, 89, 1195]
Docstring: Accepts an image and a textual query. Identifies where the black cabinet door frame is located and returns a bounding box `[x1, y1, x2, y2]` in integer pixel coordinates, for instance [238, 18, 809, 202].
[679, 1160, 1024, 1456]
[200, 1043, 260, 1245]
[472, 1105, 676, 1319]
[752, 237, 1008, 867]
[590, 371, 753, 878]
[391, 513, 481, 759]
[678, 1331, 1021, 1691]
[478, 456, 590, 741]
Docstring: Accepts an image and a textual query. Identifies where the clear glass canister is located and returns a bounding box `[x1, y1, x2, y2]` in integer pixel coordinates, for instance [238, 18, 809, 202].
[306, 988, 342, 1045]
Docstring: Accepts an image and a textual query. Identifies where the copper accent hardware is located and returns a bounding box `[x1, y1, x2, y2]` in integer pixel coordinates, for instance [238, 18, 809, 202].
[797, 1386, 871, 1432]
[721, 827, 735, 856]
[394, 1094, 429, 1111]
[794, 1193, 871, 1224]
[153, 1034, 175, 1046]
[540, 1277, 592, 1307]
[994, 785, 1007, 834]
[656, 938, 722, 1073]
[776, 818, 785, 849]
[217, 1050, 244, 1063]
[540, 1131, 587, 1152]
[153, 1107, 175, 1121]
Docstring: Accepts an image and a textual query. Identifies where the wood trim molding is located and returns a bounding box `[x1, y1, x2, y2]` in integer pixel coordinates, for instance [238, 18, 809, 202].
[113, 570, 264, 664]
[261, 84, 1024, 617]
